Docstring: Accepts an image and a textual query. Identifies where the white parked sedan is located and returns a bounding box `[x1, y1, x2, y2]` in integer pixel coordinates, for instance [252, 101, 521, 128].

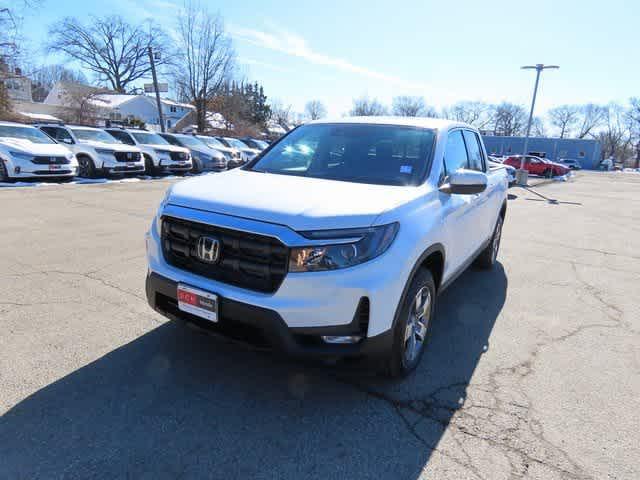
[0, 122, 78, 181]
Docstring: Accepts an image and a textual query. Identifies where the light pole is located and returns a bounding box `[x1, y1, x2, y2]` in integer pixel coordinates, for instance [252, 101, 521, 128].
[147, 46, 166, 133]
[517, 64, 559, 184]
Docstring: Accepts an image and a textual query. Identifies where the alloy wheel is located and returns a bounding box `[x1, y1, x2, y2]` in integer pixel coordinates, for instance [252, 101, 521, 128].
[403, 286, 432, 364]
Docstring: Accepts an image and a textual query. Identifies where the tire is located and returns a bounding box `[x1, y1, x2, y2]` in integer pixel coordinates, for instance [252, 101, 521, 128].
[475, 214, 504, 269]
[192, 157, 203, 174]
[144, 154, 157, 176]
[0, 159, 10, 182]
[77, 156, 98, 178]
[383, 268, 436, 378]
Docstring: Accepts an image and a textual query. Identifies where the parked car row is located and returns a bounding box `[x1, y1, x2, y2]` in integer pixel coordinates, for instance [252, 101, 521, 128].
[0, 120, 270, 182]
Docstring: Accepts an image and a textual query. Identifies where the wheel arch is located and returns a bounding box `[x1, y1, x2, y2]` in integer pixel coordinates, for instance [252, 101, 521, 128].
[390, 243, 446, 333]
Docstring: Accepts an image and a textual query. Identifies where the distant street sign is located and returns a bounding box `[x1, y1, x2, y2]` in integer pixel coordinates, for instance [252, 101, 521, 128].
[144, 83, 168, 93]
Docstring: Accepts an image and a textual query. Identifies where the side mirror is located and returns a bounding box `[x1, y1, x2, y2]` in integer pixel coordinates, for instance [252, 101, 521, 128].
[439, 169, 488, 195]
[61, 138, 73, 145]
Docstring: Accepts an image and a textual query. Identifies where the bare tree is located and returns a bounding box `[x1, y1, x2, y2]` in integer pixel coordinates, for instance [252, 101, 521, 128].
[576, 103, 607, 139]
[548, 105, 579, 138]
[442, 101, 491, 128]
[350, 96, 387, 116]
[491, 102, 527, 136]
[58, 86, 110, 125]
[29, 64, 88, 102]
[391, 96, 437, 117]
[304, 100, 326, 120]
[531, 117, 546, 137]
[270, 100, 293, 130]
[47, 16, 170, 93]
[626, 97, 640, 137]
[173, 2, 235, 133]
[595, 103, 632, 160]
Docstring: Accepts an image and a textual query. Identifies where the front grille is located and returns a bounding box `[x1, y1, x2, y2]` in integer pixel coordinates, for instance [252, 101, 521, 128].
[33, 169, 73, 175]
[114, 151, 141, 162]
[169, 151, 188, 161]
[32, 156, 70, 165]
[112, 165, 144, 172]
[161, 216, 289, 294]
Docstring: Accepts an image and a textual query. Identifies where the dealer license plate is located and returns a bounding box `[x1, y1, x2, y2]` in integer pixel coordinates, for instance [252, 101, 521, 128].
[177, 284, 218, 322]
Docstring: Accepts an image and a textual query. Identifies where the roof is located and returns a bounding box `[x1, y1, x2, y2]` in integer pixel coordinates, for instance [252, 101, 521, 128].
[161, 98, 195, 110]
[18, 112, 62, 122]
[0, 121, 40, 127]
[309, 116, 469, 130]
[89, 94, 144, 108]
[66, 125, 103, 131]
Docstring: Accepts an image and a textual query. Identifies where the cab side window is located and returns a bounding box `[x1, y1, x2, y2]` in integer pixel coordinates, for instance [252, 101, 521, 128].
[41, 126, 74, 144]
[108, 130, 134, 145]
[462, 130, 485, 172]
[443, 130, 469, 176]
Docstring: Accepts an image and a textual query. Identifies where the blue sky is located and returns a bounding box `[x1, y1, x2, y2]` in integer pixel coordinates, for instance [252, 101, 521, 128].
[22, 0, 638, 116]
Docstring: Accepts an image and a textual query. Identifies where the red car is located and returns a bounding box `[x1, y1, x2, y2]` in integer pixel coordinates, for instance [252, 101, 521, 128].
[504, 155, 570, 177]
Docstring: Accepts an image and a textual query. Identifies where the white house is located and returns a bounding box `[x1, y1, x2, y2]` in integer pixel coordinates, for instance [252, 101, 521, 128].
[43, 82, 195, 131]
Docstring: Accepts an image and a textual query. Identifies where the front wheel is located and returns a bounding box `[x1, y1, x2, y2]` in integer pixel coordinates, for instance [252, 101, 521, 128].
[383, 268, 436, 378]
[77, 156, 98, 178]
[191, 158, 203, 174]
[0, 160, 10, 182]
[144, 155, 158, 176]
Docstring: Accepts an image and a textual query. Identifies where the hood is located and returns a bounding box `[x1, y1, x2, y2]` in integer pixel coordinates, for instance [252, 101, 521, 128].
[167, 169, 424, 231]
[190, 146, 224, 159]
[0, 138, 72, 156]
[144, 143, 189, 154]
[83, 140, 140, 152]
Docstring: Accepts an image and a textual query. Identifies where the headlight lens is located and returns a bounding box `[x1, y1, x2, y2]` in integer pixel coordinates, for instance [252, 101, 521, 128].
[289, 223, 399, 272]
[65, 152, 74, 160]
[95, 148, 114, 155]
[154, 149, 171, 158]
[9, 151, 33, 162]
[155, 186, 173, 236]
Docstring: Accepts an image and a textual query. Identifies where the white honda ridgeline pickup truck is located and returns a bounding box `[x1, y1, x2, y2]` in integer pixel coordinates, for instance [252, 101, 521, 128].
[146, 117, 508, 377]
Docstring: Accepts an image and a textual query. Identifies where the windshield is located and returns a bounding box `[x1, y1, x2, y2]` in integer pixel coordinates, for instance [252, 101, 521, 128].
[71, 128, 121, 144]
[198, 137, 226, 148]
[249, 123, 436, 186]
[254, 140, 269, 149]
[0, 125, 56, 144]
[176, 135, 208, 148]
[225, 138, 250, 150]
[131, 132, 170, 145]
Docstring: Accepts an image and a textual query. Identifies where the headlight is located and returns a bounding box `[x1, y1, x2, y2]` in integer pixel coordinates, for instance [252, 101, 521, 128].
[9, 151, 33, 162]
[154, 149, 171, 158]
[155, 186, 174, 236]
[95, 148, 114, 155]
[289, 223, 399, 272]
[65, 152, 74, 160]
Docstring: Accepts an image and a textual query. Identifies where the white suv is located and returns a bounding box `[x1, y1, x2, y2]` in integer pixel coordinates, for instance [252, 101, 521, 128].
[0, 121, 78, 181]
[105, 128, 192, 175]
[146, 118, 508, 377]
[37, 124, 144, 178]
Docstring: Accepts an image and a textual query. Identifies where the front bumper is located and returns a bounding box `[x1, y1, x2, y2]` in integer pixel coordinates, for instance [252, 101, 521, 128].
[4, 159, 78, 178]
[105, 163, 145, 174]
[162, 161, 193, 172]
[146, 271, 392, 358]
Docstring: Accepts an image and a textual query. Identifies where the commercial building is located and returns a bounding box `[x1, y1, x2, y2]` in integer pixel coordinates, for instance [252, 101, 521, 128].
[482, 135, 602, 169]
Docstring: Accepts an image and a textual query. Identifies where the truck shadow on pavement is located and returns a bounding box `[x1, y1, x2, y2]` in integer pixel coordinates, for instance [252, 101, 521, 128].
[1, 265, 507, 480]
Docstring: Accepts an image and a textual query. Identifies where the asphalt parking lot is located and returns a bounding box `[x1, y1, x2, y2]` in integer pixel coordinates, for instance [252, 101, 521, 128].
[1, 171, 639, 479]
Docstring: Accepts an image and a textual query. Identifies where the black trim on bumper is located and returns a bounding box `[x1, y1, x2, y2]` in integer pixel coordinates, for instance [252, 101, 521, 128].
[145, 271, 392, 358]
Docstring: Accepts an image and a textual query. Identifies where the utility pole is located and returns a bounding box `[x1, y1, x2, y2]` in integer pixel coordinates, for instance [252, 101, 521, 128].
[517, 64, 559, 185]
[147, 46, 166, 133]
